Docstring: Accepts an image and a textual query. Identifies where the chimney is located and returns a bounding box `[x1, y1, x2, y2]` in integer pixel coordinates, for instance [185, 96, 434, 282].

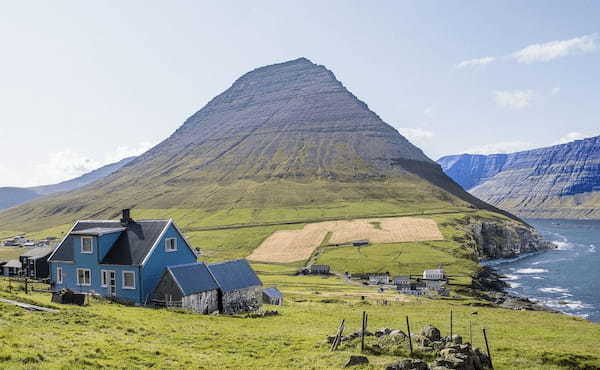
[120, 209, 133, 226]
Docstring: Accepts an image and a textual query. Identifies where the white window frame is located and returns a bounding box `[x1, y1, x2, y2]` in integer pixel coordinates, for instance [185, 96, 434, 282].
[76, 268, 91, 286]
[165, 238, 177, 252]
[81, 236, 93, 254]
[56, 266, 63, 284]
[101, 270, 109, 288]
[122, 271, 136, 290]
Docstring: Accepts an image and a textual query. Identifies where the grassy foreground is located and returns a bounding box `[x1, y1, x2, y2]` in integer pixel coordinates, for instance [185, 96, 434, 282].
[1, 267, 599, 369]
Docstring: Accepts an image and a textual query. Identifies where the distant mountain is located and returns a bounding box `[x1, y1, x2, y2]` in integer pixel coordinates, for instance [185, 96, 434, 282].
[0, 156, 135, 210]
[0, 58, 510, 231]
[438, 136, 600, 219]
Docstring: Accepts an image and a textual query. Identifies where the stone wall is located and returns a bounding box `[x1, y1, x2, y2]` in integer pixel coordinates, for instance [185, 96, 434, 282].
[221, 286, 262, 314]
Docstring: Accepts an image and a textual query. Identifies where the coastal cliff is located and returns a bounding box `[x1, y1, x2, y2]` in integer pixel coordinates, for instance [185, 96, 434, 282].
[438, 135, 600, 219]
[468, 220, 555, 260]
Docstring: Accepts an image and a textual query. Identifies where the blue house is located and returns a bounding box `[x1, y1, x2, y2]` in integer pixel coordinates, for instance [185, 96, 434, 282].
[48, 209, 198, 305]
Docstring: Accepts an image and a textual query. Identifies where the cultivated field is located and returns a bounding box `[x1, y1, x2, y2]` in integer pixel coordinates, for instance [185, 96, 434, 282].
[247, 217, 444, 263]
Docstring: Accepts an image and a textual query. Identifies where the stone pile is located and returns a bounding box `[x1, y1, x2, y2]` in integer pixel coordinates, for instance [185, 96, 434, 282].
[327, 327, 406, 344]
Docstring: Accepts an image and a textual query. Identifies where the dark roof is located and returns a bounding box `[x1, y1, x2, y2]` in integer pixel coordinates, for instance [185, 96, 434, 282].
[49, 220, 170, 265]
[263, 287, 283, 299]
[168, 263, 220, 295]
[207, 259, 262, 292]
[20, 246, 55, 258]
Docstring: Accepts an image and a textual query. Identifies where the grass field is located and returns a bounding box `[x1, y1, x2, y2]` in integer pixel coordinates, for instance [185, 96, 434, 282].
[248, 217, 444, 263]
[0, 247, 24, 261]
[1, 269, 599, 369]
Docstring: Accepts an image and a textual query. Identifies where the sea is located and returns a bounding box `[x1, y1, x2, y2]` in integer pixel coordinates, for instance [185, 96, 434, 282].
[482, 219, 600, 322]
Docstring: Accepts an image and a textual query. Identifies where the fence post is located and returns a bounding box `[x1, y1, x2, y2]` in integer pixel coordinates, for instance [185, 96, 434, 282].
[406, 315, 413, 356]
[450, 310, 453, 338]
[483, 328, 493, 369]
[361, 311, 366, 352]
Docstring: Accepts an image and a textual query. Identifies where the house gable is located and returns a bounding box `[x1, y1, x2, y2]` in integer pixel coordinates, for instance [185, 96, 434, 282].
[139, 221, 198, 304]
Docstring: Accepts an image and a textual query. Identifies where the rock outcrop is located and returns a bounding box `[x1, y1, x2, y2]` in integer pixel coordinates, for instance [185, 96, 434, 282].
[438, 136, 600, 219]
[470, 221, 555, 260]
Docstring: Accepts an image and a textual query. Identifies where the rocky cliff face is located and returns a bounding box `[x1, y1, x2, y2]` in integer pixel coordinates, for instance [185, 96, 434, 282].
[438, 136, 600, 219]
[470, 221, 555, 260]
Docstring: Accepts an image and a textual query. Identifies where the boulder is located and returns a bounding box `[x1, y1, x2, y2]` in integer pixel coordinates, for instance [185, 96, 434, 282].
[421, 325, 442, 341]
[389, 329, 406, 338]
[344, 355, 369, 367]
[451, 335, 463, 345]
[385, 359, 429, 370]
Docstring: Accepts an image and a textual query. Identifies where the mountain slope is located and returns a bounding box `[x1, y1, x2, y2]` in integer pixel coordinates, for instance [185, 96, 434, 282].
[0, 58, 507, 231]
[0, 156, 135, 211]
[438, 136, 600, 219]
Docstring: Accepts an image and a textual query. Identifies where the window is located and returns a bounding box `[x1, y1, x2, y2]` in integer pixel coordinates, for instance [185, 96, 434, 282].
[56, 267, 63, 284]
[77, 268, 91, 286]
[81, 237, 93, 254]
[165, 238, 177, 252]
[122, 271, 135, 289]
[101, 270, 109, 287]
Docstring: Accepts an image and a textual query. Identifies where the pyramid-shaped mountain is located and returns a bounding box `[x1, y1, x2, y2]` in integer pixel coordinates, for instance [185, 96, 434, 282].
[0, 58, 502, 230]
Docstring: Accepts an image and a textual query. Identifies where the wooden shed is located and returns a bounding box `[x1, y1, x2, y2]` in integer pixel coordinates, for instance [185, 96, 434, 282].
[152, 263, 220, 314]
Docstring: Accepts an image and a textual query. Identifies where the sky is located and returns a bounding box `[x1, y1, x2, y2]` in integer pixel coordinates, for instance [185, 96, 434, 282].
[1, 1, 599, 187]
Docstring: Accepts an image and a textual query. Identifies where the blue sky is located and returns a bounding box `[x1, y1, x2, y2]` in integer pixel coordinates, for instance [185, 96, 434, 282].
[1, 1, 599, 186]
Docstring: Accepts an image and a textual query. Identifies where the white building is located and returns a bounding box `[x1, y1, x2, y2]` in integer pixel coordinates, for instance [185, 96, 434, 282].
[423, 269, 445, 280]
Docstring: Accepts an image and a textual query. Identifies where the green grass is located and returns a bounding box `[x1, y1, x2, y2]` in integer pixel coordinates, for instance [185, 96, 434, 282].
[0, 247, 24, 261]
[1, 273, 599, 369]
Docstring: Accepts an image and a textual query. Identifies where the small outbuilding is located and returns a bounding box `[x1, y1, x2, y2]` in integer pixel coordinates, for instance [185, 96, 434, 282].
[151, 259, 263, 315]
[19, 246, 54, 279]
[2, 259, 22, 276]
[209, 259, 263, 314]
[152, 263, 220, 313]
[263, 287, 283, 305]
[309, 264, 330, 275]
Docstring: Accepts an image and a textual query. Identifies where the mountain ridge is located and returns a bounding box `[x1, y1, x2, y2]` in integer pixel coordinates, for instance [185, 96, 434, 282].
[0, 156, 135, 211]
[438, 135, 600, 219]
[0, 58, 513, 231]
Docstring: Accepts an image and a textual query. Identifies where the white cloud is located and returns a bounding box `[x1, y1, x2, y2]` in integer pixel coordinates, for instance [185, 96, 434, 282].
[551, 87, 561, 96]
[493, 90, 534, 109]
[512, 34, 598, 64]
[397, 127, 434, 142]
[555, 132, 590, 144]
[465, 141, 537, 155]
[455, 56, 496, 69]
[4, 141, 157, 187]
[104, 141, 154, 164]
[31, 150, 102, 186]
[456, 34, 598, 68]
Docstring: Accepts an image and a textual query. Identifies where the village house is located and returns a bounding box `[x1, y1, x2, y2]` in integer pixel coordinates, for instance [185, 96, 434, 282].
[368, 272, 390, 285]
[262, 286, 283, 305]
[151, 259, 262, 314]
[393, 276, 411, 288]
[48, 209, 198, 305]
[19, 246, 54, 279]
[2, 259, 22, 276]
[422, 268, 447, 291]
